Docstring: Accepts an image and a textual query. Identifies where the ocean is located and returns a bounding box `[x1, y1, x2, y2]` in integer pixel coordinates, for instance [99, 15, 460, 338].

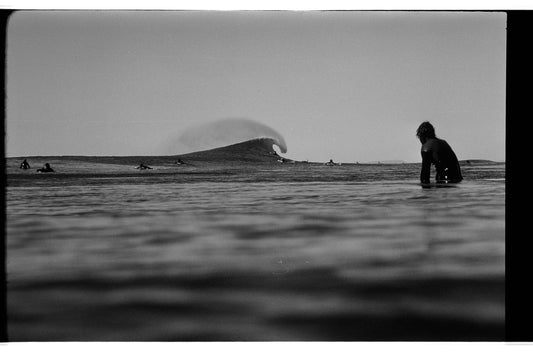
[5, 155, 505, 341]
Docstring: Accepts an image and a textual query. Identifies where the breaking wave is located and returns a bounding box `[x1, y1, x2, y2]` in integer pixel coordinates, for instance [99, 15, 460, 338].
[175, 118, 287, 154]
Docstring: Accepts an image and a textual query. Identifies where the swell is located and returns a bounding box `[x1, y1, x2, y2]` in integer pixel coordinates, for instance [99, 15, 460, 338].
[6, 137, 288, 170]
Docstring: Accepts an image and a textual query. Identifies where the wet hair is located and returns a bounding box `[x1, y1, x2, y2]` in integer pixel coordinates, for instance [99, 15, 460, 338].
[416, 121, 436, 140]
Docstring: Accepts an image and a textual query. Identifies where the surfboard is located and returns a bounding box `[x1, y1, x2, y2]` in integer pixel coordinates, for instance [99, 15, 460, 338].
[420, 182, 459, 188]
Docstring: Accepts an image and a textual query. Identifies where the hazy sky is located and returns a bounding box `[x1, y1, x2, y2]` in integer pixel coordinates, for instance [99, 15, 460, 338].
[6, 11, 506, 162]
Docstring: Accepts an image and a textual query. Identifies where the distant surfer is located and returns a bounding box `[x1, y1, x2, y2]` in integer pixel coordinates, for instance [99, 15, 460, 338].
[36, 163, 54, 173]
[135, 163, 152, 170]
[20, 159, 30, 169]
[325, 159, 336, 166]
[176, 159, 185, 165]
[416, 121, 463, 185]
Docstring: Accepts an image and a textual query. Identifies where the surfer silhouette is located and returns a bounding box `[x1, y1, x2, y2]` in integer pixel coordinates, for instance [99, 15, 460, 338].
[416, 121, 463, 185]
[176, 159, 185, 165]
[37, 163, 54, 173]
[325, 159, 336, 166]
[20, 159, 30, 169]
[135, 163, 152, 170]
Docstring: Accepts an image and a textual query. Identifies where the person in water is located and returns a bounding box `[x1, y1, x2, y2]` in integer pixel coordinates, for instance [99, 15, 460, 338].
[20, 159, 30, 169]
[325, 159, 336, 166]
[176, 159, 185, 165]
[37, 163, 54, 173]
[136, 163, 152, 170]
[416, 121, 463, 184]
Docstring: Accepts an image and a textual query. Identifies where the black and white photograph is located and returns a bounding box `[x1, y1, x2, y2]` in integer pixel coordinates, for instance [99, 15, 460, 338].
[3, 7, 507, 342]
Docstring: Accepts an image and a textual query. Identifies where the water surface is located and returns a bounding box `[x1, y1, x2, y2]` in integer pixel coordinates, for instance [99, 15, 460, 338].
[6, 163, 505, 340]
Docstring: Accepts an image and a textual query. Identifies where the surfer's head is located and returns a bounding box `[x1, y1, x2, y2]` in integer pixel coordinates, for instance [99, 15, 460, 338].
[416, 121, 436, 143]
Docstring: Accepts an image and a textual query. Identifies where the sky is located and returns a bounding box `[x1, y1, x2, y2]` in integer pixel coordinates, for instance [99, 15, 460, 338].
[5, 10, 506, 162]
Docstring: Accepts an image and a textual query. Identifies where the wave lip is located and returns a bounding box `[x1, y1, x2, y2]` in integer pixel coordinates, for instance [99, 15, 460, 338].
[253, 136, 287, 154]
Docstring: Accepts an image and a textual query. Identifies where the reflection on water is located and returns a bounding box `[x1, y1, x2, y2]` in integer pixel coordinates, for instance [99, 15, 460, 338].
[6, 164, 505, 340]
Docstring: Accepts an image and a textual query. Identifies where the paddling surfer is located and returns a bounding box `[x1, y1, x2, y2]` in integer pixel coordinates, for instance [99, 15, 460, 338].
[37, 163, 54, 173]
[416, 121, 463, 185]
[135, 163, 153, 170]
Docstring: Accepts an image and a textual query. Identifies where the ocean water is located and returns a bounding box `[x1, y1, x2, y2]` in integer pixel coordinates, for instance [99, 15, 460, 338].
[6, 163, 505, 341]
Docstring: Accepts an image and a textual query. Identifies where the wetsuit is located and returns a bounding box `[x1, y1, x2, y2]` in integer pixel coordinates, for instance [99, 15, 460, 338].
[420, 138, 462, 184]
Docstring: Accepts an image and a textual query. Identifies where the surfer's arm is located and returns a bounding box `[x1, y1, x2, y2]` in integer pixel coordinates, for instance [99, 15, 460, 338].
[420, 150, 432, 184]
